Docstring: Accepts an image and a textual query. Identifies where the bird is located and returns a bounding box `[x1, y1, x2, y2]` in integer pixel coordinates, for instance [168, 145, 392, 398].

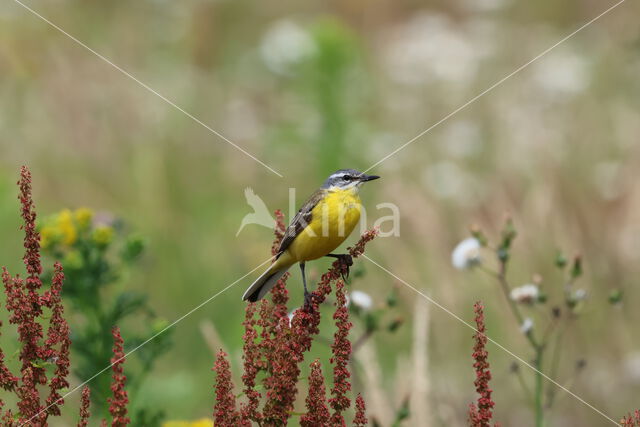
[242, 169, 380, 303]
[236, 187, 275, 236]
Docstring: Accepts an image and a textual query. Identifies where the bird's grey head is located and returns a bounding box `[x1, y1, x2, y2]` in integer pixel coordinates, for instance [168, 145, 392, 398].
[321, 169, 380, 191]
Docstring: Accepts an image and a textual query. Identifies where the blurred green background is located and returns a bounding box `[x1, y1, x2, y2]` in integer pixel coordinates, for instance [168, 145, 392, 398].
[1, 0, 639, 425]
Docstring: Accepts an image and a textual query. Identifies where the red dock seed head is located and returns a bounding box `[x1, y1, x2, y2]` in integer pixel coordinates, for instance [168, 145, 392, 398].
[0, 167, 72, 424]
[218, 219, 377, 425]
[468, 301, 496, 427]
[108, 326, 130, 426]
[78, 386, 91, 427]
[213, 349, 240, 427]
[300, 360, 330, 426]
[353, 394, 368, 426]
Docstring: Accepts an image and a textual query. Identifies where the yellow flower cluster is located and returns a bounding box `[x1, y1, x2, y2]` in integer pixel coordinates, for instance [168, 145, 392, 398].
[39, 207, 113, 250]
[75, 207, 93, 229]
[162, 419, 213, 427]
[92, 225, 114, 248]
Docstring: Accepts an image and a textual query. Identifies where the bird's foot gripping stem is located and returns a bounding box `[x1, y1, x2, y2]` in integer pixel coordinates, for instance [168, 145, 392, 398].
[327, 253, 353, 281]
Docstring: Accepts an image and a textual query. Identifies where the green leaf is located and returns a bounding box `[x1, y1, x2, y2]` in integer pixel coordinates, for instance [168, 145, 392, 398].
[391, 398, 411, 427]
[470, 225, 488, 247]
[570, 256, 583, 279]
[499, 218, 517, 251]
[497, 248, 509, 263]
[555, 251, 567, 269]
[108, 291, 149, 322]
[122, 234, 146, 262]
[386, 290, 398, 308]
[364, 311, 380, 332]
[387, 317, 404, 333]
[537, 292, 548, 304]
[608, 289, 623, 305]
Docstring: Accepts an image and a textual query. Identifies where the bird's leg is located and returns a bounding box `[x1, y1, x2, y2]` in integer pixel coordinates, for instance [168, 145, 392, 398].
[300, 262, 312, 307]
[326, 253, 353, 280]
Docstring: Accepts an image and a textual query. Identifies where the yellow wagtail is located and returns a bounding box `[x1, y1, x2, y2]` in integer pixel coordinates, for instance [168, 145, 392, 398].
[242, 169, 380, 302]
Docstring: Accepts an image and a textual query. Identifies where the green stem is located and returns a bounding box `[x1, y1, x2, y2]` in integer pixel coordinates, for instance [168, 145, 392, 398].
[534, 347, 544, 427]
[545, 321, 568, 409]
[535, 347, 544, 427]
[495, 261, 540, 349]
[494, 257, 545, 425]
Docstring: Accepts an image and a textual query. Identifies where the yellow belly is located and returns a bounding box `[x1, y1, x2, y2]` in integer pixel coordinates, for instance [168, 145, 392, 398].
[287, 190, 361, 262]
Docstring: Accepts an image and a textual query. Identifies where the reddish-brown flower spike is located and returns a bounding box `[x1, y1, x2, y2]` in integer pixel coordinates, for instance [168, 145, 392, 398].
[1, 410, 16, 426]
[259, 271, 295, 424]
[238, 227, 378, 425]
[353, 394, 368, 426]
[621, 410, 640, 426]
[78, 386, 91, 427]
[290, 228, 379, 356]
[261, 240, 354, 425]
[262, 315, 301, 425]
[213, 349, 240, 427]
[240, 302, 262, 424]
[0, 272, 19, 393]
[468, 301, 495, 427]
[108, 326, 130, 427]
[468, 403, 481, 426]
[0, 168, 74, 427]
[0, 167, 56, 422]
[348, 228, 379, 258]
[301, 360, 330, 427]
[42, 262, 72, 417]
[6, 167, 49, 419]
[329, 279, 353, 425]
[19, 166, 43, 289]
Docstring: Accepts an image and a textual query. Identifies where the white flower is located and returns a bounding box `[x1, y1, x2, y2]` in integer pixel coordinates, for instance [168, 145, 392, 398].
[520, 318, 534, 334]
[572, 289, 588, 301]
[381, 13, 492, 86]
[532, 50, 590, 95]
[260, 20, 315, 76]
[510, 284, 540, 304]
[451, 238, 482, 270]
[349, 290, 373, 310]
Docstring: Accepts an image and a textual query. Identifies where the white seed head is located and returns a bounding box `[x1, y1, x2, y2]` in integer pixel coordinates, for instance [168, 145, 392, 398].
[260, 20, 315, 75]
[349, 290, 373, 310]
[510, 284, 540, 304]
[572, 289, 588, 301]
[520, 318, 534, 334]
[451, 238, 482, 270]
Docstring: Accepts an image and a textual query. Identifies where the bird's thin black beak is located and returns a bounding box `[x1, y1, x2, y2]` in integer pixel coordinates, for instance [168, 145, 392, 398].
[361, 174, 380, 182]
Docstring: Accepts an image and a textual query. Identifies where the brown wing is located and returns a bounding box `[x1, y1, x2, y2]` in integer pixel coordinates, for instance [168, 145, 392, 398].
[277, 189, 325, 257]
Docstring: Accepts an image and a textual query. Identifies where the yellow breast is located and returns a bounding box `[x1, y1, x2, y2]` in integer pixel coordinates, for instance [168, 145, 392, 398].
[287, 189, 361, 262]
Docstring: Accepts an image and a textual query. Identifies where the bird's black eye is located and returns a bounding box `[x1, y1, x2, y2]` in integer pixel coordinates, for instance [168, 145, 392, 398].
[343, 175, 352, 181]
